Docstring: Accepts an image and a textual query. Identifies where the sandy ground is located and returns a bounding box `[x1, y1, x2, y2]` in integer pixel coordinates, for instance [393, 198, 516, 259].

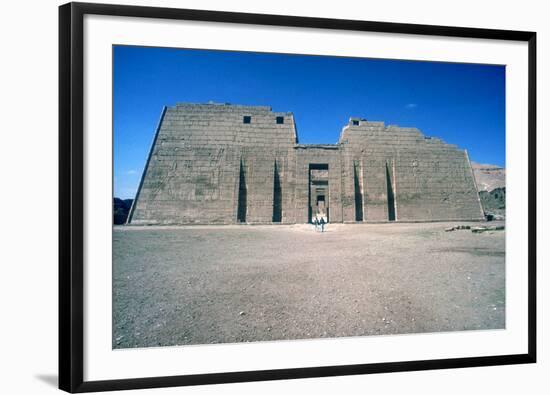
[112, 222, 505, 349]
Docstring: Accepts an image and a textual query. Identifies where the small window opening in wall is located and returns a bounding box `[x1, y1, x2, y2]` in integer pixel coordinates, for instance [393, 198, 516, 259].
[276, 116, 284, 124]
[352, 120, 359, 126]
[243, 116, 251, 124]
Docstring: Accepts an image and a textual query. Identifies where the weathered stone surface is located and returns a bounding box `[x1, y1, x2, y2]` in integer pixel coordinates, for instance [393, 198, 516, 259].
[471, 225, 505, 233]
[128, 103, 484, 224]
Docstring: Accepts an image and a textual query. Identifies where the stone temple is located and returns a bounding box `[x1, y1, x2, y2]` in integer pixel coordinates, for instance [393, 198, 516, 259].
[127, 103, 484, 225]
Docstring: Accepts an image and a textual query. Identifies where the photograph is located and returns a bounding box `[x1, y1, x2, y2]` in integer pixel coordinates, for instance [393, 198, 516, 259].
[112, 45, 506, 349]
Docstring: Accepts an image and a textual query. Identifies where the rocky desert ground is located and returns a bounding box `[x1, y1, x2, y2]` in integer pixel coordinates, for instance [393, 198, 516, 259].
[113, 222, 505, 349]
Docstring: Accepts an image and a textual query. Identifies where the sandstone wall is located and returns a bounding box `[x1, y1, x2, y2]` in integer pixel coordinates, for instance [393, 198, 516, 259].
[128, 104, 484, 224]
[339, 119, 484, 222]
[129, 103, 297, 224]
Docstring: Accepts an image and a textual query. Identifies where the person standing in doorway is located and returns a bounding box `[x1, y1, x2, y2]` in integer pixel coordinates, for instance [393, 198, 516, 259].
[320, 217, 326, 232]
[313, 216, 319, 231]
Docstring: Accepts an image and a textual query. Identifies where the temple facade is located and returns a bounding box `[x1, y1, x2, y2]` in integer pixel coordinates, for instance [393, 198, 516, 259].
[127, 103, 484, 224]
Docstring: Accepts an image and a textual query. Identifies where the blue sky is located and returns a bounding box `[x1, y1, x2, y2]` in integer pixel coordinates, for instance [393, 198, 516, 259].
[114, 45, 505, 199]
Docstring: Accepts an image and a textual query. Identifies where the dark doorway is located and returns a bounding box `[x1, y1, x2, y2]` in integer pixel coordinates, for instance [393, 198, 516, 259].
[308, 163, 329, 223]
[354, 162, 364, 221]
[272, 161, 282, 222]
[237, 160, 247, 222]
[386, 162, 396, 221]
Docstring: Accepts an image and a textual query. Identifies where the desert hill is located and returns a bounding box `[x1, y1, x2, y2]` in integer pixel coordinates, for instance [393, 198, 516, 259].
[471, 162, 505, 192]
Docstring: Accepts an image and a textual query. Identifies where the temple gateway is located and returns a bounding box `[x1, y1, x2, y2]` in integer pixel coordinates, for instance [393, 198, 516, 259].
[127, 103, 484, 225]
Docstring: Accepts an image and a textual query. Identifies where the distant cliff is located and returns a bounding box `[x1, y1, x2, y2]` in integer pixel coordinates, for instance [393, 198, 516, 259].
[114, 198, 133, 225]
[470, 162, 505, 219]
[479, 187, 505, 219]
[471, 162, 505, 192]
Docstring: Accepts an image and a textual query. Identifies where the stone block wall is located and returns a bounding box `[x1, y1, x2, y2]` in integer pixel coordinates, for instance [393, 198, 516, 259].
[339, 119, 484, 222]
[128, 104, 484, 224]
[129, 103, 297, 224]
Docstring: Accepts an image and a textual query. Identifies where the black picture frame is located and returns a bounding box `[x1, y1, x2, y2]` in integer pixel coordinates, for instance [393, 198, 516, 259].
[59, 2, 537, 393]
